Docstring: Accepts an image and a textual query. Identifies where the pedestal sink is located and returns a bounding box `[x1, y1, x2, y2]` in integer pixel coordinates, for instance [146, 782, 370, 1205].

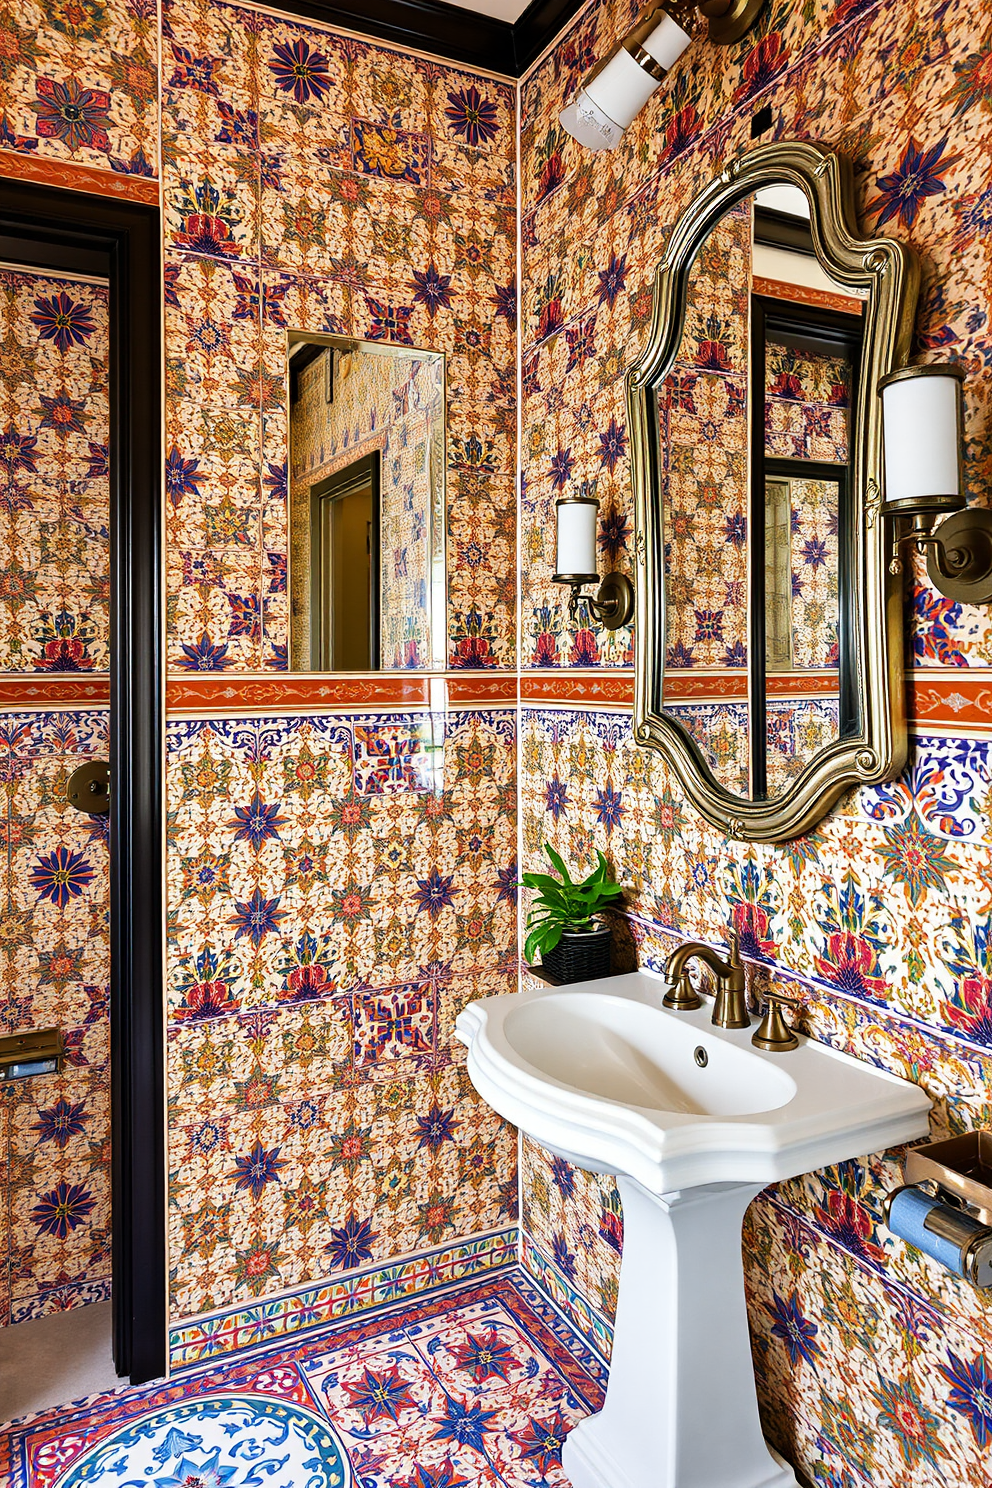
[455, 971, 930, 1488]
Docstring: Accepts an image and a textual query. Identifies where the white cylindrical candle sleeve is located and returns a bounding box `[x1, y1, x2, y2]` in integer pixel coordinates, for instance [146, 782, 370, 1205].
[555, 499, 599, 578]
[881, 370, 962, 507]
[586, 48, 662, 127]
[641, 12, 693, 69]
[559, 8, 692, 150]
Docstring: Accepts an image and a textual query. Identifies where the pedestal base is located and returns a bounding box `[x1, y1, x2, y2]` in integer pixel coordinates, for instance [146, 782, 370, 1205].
[562, 1177, 800, 1488]
[564, 1413, 796, 1488]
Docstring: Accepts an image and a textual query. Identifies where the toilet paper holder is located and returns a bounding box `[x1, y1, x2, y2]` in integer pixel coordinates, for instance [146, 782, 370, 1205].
[904, 1130, 992, 1222]
[884, 1132, 992, 1289]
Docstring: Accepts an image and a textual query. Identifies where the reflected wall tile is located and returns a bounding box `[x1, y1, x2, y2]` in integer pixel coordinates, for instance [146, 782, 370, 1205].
[0, 0, 159, 179]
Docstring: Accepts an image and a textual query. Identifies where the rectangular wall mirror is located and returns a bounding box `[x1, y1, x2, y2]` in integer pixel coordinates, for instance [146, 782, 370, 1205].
[288, 334, 446, 671]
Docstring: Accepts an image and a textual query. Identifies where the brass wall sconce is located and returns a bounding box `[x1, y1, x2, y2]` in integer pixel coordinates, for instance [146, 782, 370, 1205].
[559, 1, 768, 151]
[553, 494, 635, 628]
[880, 363, 992, 604]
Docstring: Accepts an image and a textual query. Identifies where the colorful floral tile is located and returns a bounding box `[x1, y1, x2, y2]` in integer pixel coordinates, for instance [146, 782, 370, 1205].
[0, 708, 110, 1324]
[3, 1272, 607, 1488]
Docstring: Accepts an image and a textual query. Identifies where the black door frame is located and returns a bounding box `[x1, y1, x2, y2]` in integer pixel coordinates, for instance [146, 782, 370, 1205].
[0, 179, 164, 1383]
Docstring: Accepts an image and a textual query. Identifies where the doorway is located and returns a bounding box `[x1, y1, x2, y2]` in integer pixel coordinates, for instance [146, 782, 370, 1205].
[308, 454, 381, 671]
[0, 183, 163, 1391]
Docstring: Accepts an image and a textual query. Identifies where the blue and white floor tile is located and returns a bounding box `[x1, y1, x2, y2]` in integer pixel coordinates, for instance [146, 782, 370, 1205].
[1, 1271, 608, 1488]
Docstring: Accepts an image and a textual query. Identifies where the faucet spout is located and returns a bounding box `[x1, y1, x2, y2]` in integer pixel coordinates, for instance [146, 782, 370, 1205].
[662, 931, 750, 1029]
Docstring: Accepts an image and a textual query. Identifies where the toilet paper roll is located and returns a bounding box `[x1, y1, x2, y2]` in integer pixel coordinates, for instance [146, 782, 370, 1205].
[886, 1185, 992, 1286]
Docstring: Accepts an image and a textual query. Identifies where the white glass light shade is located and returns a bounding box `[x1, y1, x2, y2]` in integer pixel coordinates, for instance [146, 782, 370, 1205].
[880, 364, 965, 515]
[555, 497, 600, 581]
[559, 12, 692, 151]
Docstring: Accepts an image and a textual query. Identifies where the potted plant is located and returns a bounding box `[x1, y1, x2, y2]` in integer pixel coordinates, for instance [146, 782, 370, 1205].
[521, 845, 623, 984]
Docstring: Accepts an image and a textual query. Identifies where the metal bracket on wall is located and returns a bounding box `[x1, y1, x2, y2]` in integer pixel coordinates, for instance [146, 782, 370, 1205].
[67, 759, 110, 814]
[0, 1027, 63, 1080]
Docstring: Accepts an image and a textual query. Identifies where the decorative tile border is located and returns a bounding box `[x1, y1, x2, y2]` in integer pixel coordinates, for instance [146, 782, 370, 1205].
[521, 671, 635, 707]
[752, 275, 865, 316]
[10, 1275, 112, 1324]
[907, 669, 992, 733]
[0, 676, 110, 707]
[521, 668, 992, 736]
[447, 675, 518, 703]
[520, 1228, 614, 1363]
[168, 1226, 519, 1370]
[0, 150, 159, 204]
[165, 672, 516, 715]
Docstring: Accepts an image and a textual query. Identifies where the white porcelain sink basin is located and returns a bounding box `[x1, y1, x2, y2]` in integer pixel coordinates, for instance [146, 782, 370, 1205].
[456, 970, 929, 1196]
[502, 990, 796, 1112]
[457, 970, 931, 1488]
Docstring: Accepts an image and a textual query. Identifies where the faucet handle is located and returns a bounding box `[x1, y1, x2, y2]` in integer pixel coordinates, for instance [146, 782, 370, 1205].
[663, 971, 703, 1011]
[751, 989, 800, 1052]
[726, 926, 741, 966]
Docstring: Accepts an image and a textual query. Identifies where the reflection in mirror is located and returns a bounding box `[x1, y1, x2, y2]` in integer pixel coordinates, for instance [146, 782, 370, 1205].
[288, 335, 445, 671]
[656, 183, 867, 801]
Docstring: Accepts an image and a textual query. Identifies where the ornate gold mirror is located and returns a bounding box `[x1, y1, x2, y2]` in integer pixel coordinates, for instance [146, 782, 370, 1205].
[629, 141, 920, 841]
[288, 334, 446, 671]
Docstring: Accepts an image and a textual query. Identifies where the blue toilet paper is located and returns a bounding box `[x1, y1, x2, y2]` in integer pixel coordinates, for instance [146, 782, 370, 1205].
[887, 1185, 991, 1280]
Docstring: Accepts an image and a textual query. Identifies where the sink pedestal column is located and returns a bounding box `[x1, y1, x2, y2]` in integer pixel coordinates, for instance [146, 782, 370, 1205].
[562, 1177, 798, 1488]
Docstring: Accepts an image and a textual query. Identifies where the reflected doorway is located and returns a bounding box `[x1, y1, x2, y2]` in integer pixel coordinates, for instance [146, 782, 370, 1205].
[303, 454, 381, 672]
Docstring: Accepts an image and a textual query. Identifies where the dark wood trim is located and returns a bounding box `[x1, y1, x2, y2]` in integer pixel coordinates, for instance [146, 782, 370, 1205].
[278, 0, 516, 71]
[0, 181, 165, 1384]
[270, 0, 588, 76]
[749, 292, 768, 798]
[512, 0, 587, 73]
[754, 205, 817, 258]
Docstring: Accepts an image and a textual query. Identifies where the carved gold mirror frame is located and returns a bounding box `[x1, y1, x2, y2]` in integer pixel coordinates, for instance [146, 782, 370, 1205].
[629, 140, 920, 842]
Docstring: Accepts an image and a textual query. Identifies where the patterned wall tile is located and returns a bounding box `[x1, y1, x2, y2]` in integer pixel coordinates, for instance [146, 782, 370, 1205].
[0, 708, 110, 1323]
[162, 0, 517, 671]
[517, 18, 992, 1475]
[0, 0, 158, 181]
[0, 269, 109, 673]
[521, 0, 992, 673]
[166, 706, 517, 1320]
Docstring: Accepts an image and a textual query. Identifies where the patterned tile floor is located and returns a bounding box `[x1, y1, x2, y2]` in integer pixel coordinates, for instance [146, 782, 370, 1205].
[1, 1270, 608, 1488]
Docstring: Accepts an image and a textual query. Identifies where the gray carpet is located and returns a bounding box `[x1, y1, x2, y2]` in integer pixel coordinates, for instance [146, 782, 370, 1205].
[0, 1301, 127, 1423]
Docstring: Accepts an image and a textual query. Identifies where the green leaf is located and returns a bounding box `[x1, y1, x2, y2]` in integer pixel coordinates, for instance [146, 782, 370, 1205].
[521, 844, 621, 952]
[544, 844, 573, 884]
[522, 871, 570, 896]
[525, 919, 564, 962]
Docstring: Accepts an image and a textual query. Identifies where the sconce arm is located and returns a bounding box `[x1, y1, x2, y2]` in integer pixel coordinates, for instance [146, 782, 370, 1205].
[889, 509, 992, 605]
[564, 572, 635, 630]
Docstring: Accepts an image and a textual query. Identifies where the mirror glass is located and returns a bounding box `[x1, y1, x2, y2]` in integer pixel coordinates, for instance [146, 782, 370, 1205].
[656, 184, 866, 801]
[288, 334, 445, 671]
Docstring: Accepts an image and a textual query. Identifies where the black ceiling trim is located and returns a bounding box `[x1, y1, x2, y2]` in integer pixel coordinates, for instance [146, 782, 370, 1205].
[274, 0, 588, 77]
[512, 0, 587, 74]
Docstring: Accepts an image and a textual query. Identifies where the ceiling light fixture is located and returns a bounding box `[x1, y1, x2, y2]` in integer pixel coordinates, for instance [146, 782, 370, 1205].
[559, 1, 769, 151]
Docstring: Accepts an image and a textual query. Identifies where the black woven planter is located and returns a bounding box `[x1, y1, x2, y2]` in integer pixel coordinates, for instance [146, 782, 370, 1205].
[541, 923, 612, 984]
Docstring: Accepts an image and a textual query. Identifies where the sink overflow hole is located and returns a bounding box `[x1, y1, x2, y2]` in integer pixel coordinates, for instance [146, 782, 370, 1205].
[694, 1046, 708, 1068]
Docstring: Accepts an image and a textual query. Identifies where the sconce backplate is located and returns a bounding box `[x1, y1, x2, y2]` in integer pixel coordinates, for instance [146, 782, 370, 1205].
[926, 508, 992, 604]
[700, 0, 768, 44]
[597, 572, 636, 630]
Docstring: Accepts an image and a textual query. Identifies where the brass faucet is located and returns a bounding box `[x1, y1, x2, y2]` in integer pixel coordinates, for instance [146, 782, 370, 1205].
[662, 929, 750, 1029]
